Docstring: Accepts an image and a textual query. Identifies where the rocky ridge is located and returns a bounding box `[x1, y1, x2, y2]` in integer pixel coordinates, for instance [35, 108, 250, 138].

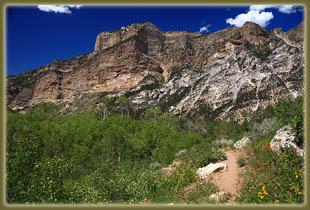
[7, 21, 304, 121]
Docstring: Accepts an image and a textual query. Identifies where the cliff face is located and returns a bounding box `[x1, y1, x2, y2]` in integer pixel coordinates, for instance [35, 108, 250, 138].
[7, 21, 304, 121]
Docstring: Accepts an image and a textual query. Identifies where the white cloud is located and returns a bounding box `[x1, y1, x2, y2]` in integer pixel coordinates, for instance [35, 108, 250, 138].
[226, 5, 299, 28]
[249, 5, 297, 14]
[200, 24, 211, 33]
[37, 5, 83, 14]
[226, 10, 274, 28]
[278, 5, 297, 14]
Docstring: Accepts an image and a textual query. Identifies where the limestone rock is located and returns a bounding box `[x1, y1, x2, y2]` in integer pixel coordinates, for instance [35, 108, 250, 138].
[197, 163, 228, 179]
[233, 136, 251, 149]
[209, 191, 226, 201]
[6, 21, 304, 122]
[270, 125, 304, 157]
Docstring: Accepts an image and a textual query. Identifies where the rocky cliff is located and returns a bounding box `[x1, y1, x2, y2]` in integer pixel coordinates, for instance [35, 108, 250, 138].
[7, 21, 304, 121]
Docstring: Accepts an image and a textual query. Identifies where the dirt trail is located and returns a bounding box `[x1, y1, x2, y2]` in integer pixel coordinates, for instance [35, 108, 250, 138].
[207, 149, 245, 198]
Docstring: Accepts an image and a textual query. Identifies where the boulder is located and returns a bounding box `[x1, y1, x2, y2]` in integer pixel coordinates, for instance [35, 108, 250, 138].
[234, 136, 251, 149]
[160, 166, 175, 176]
[270, 125, 304, 157]
[197, 163, 228, 179]
[209, 191, 226, 201]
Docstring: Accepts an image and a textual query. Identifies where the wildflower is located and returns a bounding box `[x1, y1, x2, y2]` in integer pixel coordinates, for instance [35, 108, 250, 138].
[275, 199, 280, 204]
[262, 185, 268, 195]
[258, 192, 263, 196]
[259, 195, 264, 199]
[298, 192, 302, 195]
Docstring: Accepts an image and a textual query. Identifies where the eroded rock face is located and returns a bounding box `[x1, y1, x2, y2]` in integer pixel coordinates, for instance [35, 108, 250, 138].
[270, 125, 304, 157]
[7, 21, 304, 121]
[240, 21, 270, 44]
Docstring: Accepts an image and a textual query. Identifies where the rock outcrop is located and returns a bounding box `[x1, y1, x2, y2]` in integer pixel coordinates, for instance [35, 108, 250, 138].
[6, 21, 304, 121]
[270, 125, 304, 157]
[234, 137, 251, 149]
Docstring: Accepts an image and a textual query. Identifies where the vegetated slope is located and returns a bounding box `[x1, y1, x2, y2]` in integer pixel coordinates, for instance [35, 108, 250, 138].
[6, 95, 304, 204]
[7, 21, 304, 122]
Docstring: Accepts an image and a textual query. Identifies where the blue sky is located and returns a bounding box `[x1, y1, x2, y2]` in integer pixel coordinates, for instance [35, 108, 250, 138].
[6, 5, 304, 76]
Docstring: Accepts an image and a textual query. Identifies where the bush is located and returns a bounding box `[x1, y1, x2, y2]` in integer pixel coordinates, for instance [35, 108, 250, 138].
[184, 142, 227, 168]
[237, 157, 246, 167]
[253, 118, 280, 138]
[183, 181, 219, 204]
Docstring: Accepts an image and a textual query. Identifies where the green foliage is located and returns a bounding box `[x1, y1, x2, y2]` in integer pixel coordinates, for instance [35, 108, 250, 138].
[6, 109, 210, 203]
[30, 102, 60, 114]
[176, 142, 226, 168]
[183, 181, 219, 204]
[6, 93, 304, 204]
[245, 41, 271, 63]
[263, 96, 304, 141]
[237, 157, 246, 167]
[162, 160, 198, 194]
[253, 118, 280, 138]
[27, 158, 72, 203]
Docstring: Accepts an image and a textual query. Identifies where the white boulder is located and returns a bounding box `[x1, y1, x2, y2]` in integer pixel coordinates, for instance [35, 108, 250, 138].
[234, 136, 251, 149]
[270, 125, 304, 157]
[209, 191, 226, 201]
[197, 163, 228, 179]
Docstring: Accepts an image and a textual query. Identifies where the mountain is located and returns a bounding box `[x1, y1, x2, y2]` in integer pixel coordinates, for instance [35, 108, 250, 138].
[6, 21, 304, 121]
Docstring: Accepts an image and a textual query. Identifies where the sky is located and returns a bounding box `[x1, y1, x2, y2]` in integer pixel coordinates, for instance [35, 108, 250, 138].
[6, 5, 304, 76]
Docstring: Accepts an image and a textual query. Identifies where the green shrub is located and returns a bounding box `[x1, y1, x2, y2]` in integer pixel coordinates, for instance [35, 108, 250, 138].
[184, 181, 219, 204]
[162, 160, 197, 193]
[237, 157, 246, 167]
[31, 102, 60, 114]
[184, 142, 227, 168]
[253, 118, 280, 138]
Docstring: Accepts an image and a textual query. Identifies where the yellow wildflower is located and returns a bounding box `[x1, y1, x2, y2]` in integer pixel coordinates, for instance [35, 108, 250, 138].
[258, 192, 263, 195]
[296, 175, 299, 179]
[275, 199, 280, 204]
[259, 195, 264, 199]
[262, 185, 268, 195]
[298, 192, 302, 195]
